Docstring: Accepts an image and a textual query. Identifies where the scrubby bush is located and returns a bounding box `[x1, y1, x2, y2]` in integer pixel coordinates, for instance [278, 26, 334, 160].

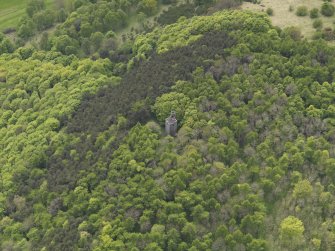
[322, 27, 335, 40]
[282, 26, 302, 41]
[266, 8, 273, 16]
[296, 6, 308, 16]
[313, 19, 323, 29]
[321, 2, 335, 16]
[310, 8, 319, 18]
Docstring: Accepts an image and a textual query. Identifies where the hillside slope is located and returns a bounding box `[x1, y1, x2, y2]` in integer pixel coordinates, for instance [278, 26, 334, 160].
[1, 6, 335, 251]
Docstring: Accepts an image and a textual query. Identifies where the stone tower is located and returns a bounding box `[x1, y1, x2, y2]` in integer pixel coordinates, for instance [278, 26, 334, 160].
[165, 111, 177, 136]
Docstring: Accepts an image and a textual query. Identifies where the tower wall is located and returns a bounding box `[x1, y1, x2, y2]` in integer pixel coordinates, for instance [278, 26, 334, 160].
[165, 111, 178, 136]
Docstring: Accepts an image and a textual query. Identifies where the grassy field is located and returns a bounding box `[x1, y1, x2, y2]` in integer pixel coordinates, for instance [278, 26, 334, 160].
[242, 0, 335, 39]
[0, 0, 54, 32]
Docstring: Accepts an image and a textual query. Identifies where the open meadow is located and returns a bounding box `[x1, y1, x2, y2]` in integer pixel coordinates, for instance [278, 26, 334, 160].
[242, 0, 335, 39]
[0, 0, 54, 32]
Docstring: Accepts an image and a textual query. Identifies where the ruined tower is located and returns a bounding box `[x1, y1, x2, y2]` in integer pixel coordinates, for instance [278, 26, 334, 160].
[165, 111, 177, 136]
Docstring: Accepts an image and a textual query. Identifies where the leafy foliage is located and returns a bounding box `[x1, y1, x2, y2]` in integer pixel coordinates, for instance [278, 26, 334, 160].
[133, 10, 270, 57]
[3, 7, 335, 251]
[309, 8, 319, 18]
[296, 6, 308, 16]
[0, 50, 116, 250]
[321, 2, 335, 17]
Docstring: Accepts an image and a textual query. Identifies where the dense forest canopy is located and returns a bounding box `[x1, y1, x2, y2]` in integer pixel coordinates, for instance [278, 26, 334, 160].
[2, 0, 335, 250]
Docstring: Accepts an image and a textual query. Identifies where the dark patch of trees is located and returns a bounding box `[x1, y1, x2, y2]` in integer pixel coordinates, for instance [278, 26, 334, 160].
[67, 31, 236, 134]
[51, 32, 236, 187]
[157, 3, 197, 25]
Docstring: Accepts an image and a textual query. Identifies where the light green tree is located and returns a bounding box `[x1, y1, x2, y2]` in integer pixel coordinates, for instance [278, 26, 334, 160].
[153, 92, 190, 125]
[293, 179, 312, 199]
[279, 216, 305, 249]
